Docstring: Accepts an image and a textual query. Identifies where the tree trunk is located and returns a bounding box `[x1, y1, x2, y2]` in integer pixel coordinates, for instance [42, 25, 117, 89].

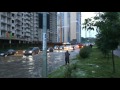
[112, 50, 115, 73]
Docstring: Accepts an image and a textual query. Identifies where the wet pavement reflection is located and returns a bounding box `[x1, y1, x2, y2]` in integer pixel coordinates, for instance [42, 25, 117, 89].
[0, 49, 80, 78]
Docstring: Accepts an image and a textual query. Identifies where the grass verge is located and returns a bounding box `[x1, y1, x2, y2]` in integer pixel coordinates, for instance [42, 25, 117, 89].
[48, 47, 120, 78]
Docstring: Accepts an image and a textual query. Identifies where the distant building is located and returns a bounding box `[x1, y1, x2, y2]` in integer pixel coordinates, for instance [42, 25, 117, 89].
[38, 12, 57, 43]
[57, 12, 81, 44]
[70, 12, 81, 44]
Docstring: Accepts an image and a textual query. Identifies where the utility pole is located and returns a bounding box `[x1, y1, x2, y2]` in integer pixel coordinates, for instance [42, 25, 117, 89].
[42, 12, 47, 78]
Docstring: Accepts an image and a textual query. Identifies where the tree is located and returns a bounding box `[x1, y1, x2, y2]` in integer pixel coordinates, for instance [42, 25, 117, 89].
[94, 12, 120, 73]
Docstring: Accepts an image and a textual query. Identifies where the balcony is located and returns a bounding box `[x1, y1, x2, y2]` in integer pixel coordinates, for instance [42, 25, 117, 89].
[1, 12, 7, 17]
[34, 35, 38, 38]
[26, 29, 30, 33]
[1, 27, 7, 31]
[26, 14, 30, 17]
[25, 33, 30, 37]
[7, 22, 11, 25]
[1, 20, 7, 24]
[16, 28, 21, 31]
[16, 32, 22, 36]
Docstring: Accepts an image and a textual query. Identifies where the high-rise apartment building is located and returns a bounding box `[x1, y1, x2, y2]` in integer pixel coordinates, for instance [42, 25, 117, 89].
[0, 12, 57, 43]
[38, 12, 57, 43]
[57, 12, 81, 44]
[70, 12, 81, 43]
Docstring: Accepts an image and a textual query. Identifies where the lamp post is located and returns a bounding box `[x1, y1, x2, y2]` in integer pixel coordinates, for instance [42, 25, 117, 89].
[42, 12, 47, 78]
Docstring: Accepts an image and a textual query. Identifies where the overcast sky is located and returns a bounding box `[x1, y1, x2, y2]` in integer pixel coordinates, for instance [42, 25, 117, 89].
[81, 12, 97, 38]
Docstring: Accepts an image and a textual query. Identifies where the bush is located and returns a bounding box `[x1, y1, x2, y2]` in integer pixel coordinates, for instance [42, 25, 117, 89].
[79, 46, 91, 58]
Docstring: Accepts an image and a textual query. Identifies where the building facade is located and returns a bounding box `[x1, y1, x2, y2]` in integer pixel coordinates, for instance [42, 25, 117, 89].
[0, 12, 57, 43]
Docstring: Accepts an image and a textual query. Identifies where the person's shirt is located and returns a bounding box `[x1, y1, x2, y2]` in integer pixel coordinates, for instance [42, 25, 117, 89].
[65, 51, 70, 57]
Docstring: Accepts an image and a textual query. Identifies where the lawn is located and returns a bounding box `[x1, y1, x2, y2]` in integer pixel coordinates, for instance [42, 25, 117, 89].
[48, 47, 120, 78]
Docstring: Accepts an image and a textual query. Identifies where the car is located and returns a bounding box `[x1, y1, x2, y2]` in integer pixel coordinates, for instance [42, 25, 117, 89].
[59, 46, 64, 50]
[78, 44, 84, 48]
[47, 47, 54, 53]
[54, 46, 59, 50]
[23, 47, 40, 56]
[64, 45, 73, 51]
[7, 49, 16, 55]
[0, 50, 9, 57]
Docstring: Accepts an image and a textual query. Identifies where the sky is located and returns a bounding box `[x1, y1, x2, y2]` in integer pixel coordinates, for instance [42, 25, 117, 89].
[81, 12, 97, 38]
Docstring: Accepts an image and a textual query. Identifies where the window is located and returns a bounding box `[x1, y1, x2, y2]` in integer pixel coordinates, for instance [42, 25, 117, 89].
[12, 27, 14, 29]
[12, 13, 14, 17]
[12, 20, 14, 23]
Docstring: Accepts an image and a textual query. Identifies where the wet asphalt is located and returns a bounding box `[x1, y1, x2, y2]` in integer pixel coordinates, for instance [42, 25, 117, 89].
[0, 49, 80, 78]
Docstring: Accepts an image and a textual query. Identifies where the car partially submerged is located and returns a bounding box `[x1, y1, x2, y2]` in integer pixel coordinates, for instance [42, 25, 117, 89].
[0, 50, 9, 57]
[23, 47, 40, 56]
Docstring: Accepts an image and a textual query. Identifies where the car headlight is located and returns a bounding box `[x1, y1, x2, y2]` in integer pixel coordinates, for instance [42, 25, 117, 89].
[0, 53, 4, 55]
[23, 50, 25, 53]
[29, 51, 32, 53]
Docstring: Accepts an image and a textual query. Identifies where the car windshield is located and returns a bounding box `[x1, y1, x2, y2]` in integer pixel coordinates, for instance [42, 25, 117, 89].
[54, 46, 58, 48]
[8, 49, 14, 51]
[27, 47, 34, 50]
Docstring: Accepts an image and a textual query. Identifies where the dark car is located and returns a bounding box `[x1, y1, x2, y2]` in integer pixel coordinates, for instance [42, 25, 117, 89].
[47, 47, 54, 53]
[23, 47, 40, 56]
[7, 49, 16, 55]
[0, 51, 9, 57]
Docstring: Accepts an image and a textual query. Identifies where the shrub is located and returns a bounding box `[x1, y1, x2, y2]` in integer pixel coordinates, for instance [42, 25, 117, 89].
[79, 46, 91, 58]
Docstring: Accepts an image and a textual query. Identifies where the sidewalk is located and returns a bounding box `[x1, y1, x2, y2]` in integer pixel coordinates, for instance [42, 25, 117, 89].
[114, 49, 120, 57]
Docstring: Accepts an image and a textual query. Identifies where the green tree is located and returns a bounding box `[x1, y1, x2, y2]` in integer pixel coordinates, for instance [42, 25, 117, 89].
[94, 12, 120, 73]
[82, 18, 95, 36]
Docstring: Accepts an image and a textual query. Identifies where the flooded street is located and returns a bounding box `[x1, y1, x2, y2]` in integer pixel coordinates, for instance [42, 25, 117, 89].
[0, 49, 80, 78]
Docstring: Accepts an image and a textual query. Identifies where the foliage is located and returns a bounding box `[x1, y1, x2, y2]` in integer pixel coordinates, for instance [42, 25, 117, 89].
[93, 12, 120, 73]
[79, 46, 91, 58]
